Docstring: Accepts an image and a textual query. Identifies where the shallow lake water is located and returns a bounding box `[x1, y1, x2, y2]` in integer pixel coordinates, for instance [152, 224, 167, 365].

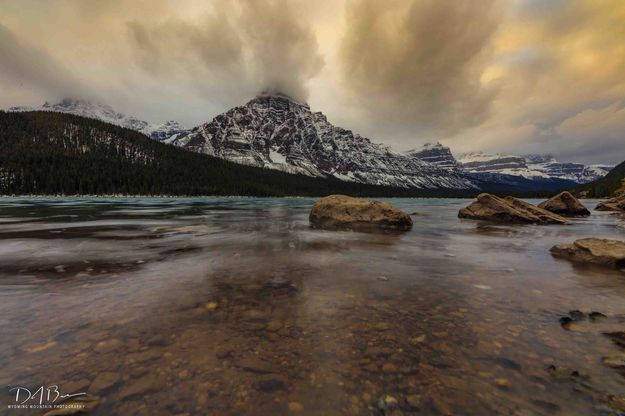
[0, 197, 624, 415]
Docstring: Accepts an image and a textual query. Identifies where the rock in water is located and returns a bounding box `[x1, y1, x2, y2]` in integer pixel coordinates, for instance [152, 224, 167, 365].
[595, 195, 625, 212]
[309, 195, 413, 231]
[458, 193, 568, 224]
[538, 191, 590, 216]
[42, 394, 100, 416]
[551, 238, 625, 269]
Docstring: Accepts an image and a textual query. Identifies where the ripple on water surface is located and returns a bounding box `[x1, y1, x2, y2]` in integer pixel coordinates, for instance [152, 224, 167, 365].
[0, 197, 624, 415]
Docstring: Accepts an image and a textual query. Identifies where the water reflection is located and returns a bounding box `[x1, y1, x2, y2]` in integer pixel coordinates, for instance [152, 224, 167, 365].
[0, 197, 624, 415]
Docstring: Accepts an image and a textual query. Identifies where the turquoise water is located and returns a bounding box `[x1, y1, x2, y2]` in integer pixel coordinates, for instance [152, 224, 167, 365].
[0, 197, 624, 415]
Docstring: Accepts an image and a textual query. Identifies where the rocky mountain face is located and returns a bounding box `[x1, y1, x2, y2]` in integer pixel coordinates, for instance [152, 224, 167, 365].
[523, 154, 611, 184]
[172, 93, 477, 189]
[150, 120, 191, 143]
[403, 142, 458, 169]
[8, 98, 191, 142]
[7, 95, 611, 191]
[400, 144, 609, 190]
[457, 152, 610, 184]
[458, 153, 544, 178]
[4, 111, 447, 197]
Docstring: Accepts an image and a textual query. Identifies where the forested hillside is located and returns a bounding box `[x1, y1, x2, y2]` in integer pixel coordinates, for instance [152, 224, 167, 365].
[0, 111, 475, 197]
[574, 160, 625, 197]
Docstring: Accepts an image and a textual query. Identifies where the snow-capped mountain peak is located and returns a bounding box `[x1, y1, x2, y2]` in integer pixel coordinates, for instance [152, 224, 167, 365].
[522, 154, 612, 183]
[404, 142, 458, 169]
[172, 93, 477, 189]
[8, 98, 190, 142]
[7, 95, 611, 189]
[455, 152, 611, 183]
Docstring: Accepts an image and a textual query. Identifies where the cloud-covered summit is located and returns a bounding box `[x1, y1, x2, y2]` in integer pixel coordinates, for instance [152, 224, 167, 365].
[127, 0, 323, 103]
[1, 0, 624, 164]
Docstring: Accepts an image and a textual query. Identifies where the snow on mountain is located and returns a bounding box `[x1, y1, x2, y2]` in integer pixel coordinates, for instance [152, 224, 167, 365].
[150, 120, 191, 143]
[456, 152, 611, 184]
[403, 142, 459, 169]
[8, 96, 610, 189]
[522, 154, 611, 183]
[8, 98, 190, 142]
[457, 152, 551, 179]
[172, 93, 477, 189]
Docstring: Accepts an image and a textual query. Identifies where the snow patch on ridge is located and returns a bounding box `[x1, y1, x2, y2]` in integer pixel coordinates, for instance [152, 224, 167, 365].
[8, 98, 191, 143]
[7, 96, 611, 187]
[172, 94, 477, 190]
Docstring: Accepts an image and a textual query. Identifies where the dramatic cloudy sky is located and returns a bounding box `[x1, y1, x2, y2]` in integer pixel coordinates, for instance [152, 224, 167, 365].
[1, 0, 624, 164]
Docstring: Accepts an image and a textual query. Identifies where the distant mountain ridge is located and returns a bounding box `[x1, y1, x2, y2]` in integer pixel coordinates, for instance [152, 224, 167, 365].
[522, 153, 611, 184]
[574, 158, 625, 198]
[404, 142, 458, 169]
[9, 98, 191, 143]
[396, 141, 609, 187]
[6, 96, 612, 191]
[458, 151, 611, 184]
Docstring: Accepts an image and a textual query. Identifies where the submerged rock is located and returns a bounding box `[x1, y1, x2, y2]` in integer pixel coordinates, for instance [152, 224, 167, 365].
[236, 357, 279, 374]
[42, 394, 100, 416]
[604, 331, 625, 348]
[288, 402, 304, 413]
[494, 378, 511, 388]
[255, 374, 287, 392]
[550, 238, 625, 269]
[589, 311, 608, 321]
[89, 371, 120, 393]
[559, 310, 586, 330]
[377, 395, 399, 411]
[538, 191, 590, 217]
[458, 193, 568, 224]
[117, 374, 165, 400]
[309, 195, 412, 231]
[602, 355, 625, 369]
[595, 195, 625, 212]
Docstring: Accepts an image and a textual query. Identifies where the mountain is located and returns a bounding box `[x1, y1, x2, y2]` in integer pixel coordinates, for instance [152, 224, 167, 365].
[150, 120, 191, 142]
[0, 110, 476, 197]
[7, 96, 611, 193]
[457, 152, 610, 184]
[171, 93, 476, 190]
[574, 159, 625, 198]
[458, 152, 550, 178]
[401, 144, 609, 188]
[403, 142, 458, 169]
[8, 98, 191, 142]
[523, 154, 611, 183]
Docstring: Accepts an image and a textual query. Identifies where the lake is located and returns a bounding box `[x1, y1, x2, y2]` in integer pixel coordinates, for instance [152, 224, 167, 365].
[0, 197, 624, 415]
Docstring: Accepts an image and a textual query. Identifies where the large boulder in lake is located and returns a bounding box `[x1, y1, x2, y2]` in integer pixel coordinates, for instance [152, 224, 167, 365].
[309, 195, 412, 231]
[596, 195, 625, 212]
[458, 193, 568, 224]
[551, 238, 625, 269]
[538, 191, 590, 217]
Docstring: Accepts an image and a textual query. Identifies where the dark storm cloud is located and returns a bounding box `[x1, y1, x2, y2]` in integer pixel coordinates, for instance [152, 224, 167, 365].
[339, 0, 504, 137]
[127, 0, 323, 102]
[1, 0, 624, 164]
